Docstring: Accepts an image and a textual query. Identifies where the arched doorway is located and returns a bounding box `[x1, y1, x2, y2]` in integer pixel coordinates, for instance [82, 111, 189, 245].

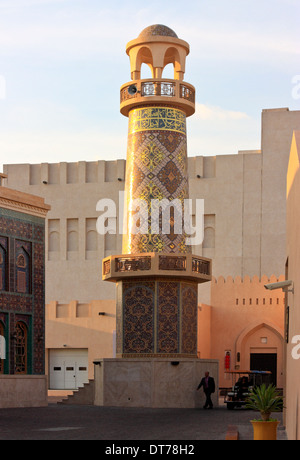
[236, 322, 284, 388]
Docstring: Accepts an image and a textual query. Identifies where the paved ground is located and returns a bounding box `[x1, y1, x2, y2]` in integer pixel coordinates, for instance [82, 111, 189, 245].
[0, 400, 287, 442]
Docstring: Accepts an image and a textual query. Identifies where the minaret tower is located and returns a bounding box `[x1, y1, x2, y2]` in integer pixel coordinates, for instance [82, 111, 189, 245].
[103, 25, 211, 359]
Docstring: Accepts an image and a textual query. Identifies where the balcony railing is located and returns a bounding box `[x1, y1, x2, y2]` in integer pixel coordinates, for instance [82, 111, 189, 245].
[103, 253, 211, 282]
[120, 79, 196, 117]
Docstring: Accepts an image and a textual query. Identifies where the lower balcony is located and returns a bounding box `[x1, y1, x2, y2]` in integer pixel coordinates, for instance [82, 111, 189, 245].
[102, 252, 211, 284]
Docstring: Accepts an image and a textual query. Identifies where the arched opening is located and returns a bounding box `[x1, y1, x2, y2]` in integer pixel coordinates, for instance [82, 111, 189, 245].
[0, 243, 7, 291]
[49, 231, 60, 252]
[203, 227, 215, 249]
[68, 231, 78, 252]
[16, 247, 31, 294]
[163, 46, 183, 80]
[162, 63, 174, 79]
[86, 230, 97, 252]
[135, 46, 154, 78]
[0, 322, 5, 374]
[140, 63, 153, 79]
[236, 322, 284, 387]
[15, 321, 28, 374]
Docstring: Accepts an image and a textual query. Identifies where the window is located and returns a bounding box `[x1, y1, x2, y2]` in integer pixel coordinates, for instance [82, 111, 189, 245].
[0, 238, 8, 291]
[0, 322, 5, 374]
[15, 322, 28, 374]
[15, 243, 31, 294]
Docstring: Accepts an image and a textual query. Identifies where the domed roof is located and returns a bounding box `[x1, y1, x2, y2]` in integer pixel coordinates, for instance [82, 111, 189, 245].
[138, 24, 178, 39]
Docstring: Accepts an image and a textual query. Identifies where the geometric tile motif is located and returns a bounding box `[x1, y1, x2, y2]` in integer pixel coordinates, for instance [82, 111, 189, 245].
[122, 281, 155, 354]
[181, 283, 198, 355]
[117, 278, 198, 357]
[0, 211, 46, 375]
[140, 141, 164, 172]
[123, 106, 192, 255]
[157, 132, 183, 154]
[157, 281, 179, 354]
[157, 160, 183, 195]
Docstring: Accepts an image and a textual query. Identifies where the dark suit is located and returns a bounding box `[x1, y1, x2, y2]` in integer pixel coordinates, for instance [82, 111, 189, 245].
[197, 376, 215, 408]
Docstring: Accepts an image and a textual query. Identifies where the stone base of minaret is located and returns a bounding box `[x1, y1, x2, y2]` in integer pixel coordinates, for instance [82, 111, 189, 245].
[103, 253, 211, 358]
[96, 252, 218, 409]
[93, 357, 219, 408]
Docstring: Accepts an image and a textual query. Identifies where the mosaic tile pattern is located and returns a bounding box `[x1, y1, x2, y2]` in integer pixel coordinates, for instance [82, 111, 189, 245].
[123, 106, 191, 255]
[123, 281, 155, 354]
[0, 209, 46, 375]
[157, 281, 179, 354]
[181, 283, 198, 355]
[128, 107, 186, 135]
[117, 279, 198, 357]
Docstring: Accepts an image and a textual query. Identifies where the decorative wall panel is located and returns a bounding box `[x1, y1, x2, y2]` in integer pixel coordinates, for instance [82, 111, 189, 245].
[157, 281, 179, 354]
[123, 281, 155, 354]
[0, 209, 46, 374]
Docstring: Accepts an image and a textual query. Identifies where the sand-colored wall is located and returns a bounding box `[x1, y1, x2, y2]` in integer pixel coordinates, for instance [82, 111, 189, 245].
[199, 274, 285, 388]
[285, 130, 300, 440]
[45, 299, 116, 380]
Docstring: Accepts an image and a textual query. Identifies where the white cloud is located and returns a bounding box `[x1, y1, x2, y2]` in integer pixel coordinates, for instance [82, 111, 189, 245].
[194, 103, 249, 121]
[187, 103, 260, 156]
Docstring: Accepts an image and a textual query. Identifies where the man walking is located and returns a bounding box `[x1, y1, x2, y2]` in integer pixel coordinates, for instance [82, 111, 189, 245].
[197, 371, 215, 409]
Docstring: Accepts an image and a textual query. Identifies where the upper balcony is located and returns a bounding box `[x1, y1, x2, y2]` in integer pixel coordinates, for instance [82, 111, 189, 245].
[120, 78, 196, 117]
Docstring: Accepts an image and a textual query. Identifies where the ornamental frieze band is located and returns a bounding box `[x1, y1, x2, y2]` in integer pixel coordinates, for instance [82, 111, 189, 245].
[128, 107, 186, 135]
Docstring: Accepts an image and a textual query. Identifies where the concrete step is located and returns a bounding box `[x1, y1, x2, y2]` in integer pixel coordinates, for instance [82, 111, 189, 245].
[48, 390, 74, 404]
[58, 380, 95, 405]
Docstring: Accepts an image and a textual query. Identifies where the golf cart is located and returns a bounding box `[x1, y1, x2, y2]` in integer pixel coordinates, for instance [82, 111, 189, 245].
[224, 370, 272, 410]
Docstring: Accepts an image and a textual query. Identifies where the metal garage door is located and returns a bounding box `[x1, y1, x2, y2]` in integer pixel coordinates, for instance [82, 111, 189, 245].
[49, 349, 89, 390]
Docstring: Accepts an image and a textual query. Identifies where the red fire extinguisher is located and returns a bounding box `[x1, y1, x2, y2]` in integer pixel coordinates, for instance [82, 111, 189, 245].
[225, 351, 231, 371]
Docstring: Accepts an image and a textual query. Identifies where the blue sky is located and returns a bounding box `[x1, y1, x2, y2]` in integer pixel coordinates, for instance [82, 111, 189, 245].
[0, 0, 299, 172]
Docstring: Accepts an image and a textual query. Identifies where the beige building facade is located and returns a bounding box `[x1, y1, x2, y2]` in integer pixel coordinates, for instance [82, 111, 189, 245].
[285, 130, 300, 440]
[3, 107, 300, 392]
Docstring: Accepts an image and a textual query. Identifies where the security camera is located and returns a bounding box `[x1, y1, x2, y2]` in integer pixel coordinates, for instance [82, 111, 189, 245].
[264, 280, 294, 293]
